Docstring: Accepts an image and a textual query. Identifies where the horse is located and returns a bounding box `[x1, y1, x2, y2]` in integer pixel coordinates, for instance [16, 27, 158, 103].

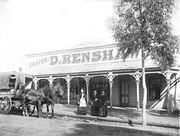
[21, 82, 64, 118]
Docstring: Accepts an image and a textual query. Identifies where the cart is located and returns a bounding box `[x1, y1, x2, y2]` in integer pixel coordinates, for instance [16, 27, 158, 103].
[0, 71, 35, 115]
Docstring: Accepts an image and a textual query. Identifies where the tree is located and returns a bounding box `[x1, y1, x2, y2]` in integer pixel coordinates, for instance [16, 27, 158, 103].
[112, 0, 179, 126]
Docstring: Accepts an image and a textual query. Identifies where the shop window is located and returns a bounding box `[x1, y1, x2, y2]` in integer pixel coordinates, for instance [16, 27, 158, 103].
[90, 77, 109, 100]
[38, 79, 49, 88]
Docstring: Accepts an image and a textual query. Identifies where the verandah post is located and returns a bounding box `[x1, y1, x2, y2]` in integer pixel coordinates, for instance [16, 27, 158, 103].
[66, 75, 71, 104]
[107, 72, 115, 108]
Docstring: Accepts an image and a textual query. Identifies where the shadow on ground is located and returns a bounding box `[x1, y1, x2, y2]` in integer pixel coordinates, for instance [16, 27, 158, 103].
[148, 110, 179, 118]
[9, 107, 54, 119]
[108, 108, 141, 119]
[62, 104, 141, 119]
[62, 123, 171, 136]
[9, 107, 23, 115]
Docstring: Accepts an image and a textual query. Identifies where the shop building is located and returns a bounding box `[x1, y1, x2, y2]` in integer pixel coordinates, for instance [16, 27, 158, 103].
[24, 44, 180, 110]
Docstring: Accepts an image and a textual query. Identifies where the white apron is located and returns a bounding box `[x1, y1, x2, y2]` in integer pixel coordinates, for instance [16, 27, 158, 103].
[79, 96, 87, 107]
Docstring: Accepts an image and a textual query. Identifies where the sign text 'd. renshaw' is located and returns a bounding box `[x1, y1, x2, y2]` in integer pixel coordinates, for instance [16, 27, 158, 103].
[28, 48, 137, 68]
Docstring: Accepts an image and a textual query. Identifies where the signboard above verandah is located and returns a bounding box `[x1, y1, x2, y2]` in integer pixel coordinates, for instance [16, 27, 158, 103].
[25, 45, 159, 75]
[28, 47, 140, 68]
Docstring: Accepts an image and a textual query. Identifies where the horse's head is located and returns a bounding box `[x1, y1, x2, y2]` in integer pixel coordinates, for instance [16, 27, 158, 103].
[16, 81, 33, 95]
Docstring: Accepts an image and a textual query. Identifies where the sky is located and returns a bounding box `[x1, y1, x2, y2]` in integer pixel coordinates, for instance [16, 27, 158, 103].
[0, 0, 179, 72]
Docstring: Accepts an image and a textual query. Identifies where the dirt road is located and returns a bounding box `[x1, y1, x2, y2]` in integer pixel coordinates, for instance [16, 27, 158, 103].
[0, 114, 178, 136]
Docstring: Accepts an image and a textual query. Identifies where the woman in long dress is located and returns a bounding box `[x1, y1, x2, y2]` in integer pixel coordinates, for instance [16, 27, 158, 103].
[99, 90, 108, 117]
[77, 88, 87, 115]
[90, 90, 99, 116]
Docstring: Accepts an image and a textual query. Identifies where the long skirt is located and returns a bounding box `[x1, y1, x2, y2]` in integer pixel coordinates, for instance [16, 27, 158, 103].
[99, 105, 107, 117]
[77, 106, 87, 115]
[91, 105, 99, 116]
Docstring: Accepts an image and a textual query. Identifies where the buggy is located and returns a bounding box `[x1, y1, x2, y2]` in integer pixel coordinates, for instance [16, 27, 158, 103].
[0, 71, 35, 115]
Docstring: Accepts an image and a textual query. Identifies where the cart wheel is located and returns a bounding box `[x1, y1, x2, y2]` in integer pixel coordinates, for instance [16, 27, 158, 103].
[0, 96, 12, 114]
[27, 104, 35, 116]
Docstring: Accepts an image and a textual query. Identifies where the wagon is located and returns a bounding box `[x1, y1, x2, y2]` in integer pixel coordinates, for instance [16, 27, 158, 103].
[0, 71, 35, 115]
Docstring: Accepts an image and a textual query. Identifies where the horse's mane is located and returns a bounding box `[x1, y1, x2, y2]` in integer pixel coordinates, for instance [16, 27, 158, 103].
[36, 84, 64, 97]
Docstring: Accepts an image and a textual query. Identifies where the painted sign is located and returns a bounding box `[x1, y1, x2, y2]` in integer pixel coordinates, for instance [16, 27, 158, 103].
[25, 45, 159, 75]
[28, 48, 129, 68]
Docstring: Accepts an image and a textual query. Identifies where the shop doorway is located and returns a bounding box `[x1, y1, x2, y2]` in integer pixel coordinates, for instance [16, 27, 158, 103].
[119, 77, 129, 107]
[70, 78, 86, 105]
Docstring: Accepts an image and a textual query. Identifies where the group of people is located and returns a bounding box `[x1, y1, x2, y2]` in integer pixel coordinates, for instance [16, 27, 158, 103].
[90, 90, 108, 117]
[77, 89, 108, 117]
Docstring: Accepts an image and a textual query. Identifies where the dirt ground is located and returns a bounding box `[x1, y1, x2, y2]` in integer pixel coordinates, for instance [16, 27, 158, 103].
[0, 113, 178, 136]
